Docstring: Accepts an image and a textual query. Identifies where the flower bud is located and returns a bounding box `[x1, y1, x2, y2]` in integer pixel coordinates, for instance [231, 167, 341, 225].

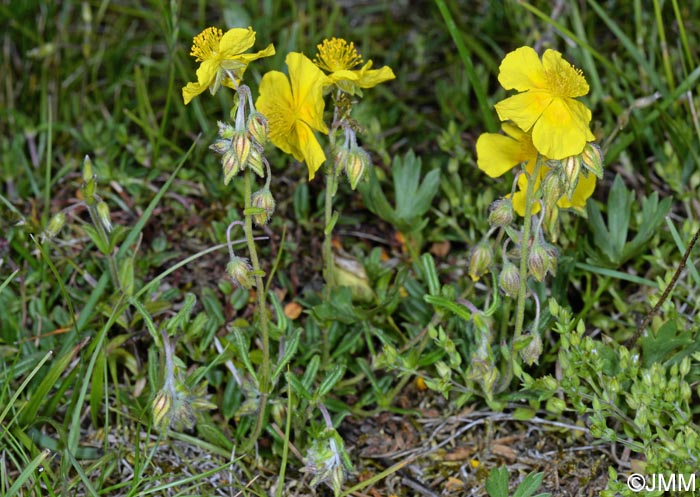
[251, 188, 275, 226]
[580, 142, 604, 179]
[468, 242, 493, 282]
[152, 390, 173, 431]
[221, 148, 241, 185]
[96, 201, 112, 233]
[527, 240, 549, 282]
[209, 138, 229, 155]
[43, 212, 67, 240]
[498, 260, 520, 298]
[231, 132, 252, 172]
[217, 120, 235, 140]
[247, 147, 265, 177]
[345, 148, 371, 190]
[519, 332, 543, 365]
[247, 112, 268, 146]
[542, 171, 564, 210]
[226, 256, 255, 289]
[82, 155, 97, 205]
[488, 199, 514, 227]
[561, 154, 581, 200]
[82, 155, 94, 183]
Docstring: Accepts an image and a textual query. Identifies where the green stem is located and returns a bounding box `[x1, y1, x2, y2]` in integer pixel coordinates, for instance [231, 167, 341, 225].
[323, 164, 338, 291]
[242, 169, 270, 450]
[513, 155, 543, 341]
[86, 201, 120, 290]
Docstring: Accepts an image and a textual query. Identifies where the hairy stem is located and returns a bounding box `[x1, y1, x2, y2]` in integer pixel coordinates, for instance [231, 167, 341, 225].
[514, 156, 542, 341]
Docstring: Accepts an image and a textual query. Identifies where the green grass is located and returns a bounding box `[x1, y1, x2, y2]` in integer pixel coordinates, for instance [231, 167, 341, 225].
[2, 0, 700, 496]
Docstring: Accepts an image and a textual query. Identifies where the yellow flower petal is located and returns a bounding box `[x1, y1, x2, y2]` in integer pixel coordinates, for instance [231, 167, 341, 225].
[498, 46, 547, 91]
[558, 171, 596, 209]
[295, 121, 326, 178]
[356, 62, 396, 88]
[287, 52, 328, 134]
[541, 49, 589, 98]
[532, 98, 592, 159]
[218, 27, 256, 56]
[494, 90, 552, 133]
[476, 133, 527, 178]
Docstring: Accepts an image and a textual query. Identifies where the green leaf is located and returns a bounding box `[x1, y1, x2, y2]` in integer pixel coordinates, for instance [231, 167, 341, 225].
[513, 472, 547, 497]
[485, 466, 509, 497]
[316, 363, 346, 399]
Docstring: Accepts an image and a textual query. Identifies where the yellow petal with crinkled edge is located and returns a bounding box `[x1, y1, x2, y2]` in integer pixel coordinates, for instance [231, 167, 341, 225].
[498, 46, 547, 91]
[476, 133, 525, 178]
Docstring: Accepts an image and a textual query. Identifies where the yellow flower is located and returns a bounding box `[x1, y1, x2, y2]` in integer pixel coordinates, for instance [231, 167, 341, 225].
[476, 122, 538, 178]
[314, 38, 395, 95]
[256, 52, 329, 179]
[182, 27, 275, 105]
[493, 46, 594, 160]
[476, 123, 595, 215]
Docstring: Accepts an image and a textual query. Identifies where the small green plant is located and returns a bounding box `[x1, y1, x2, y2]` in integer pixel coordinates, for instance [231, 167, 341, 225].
[485, 466, 551, 497]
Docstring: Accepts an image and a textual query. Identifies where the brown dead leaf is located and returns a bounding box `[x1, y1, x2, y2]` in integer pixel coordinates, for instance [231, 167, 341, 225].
[491, 443, 517, 461]
[444, 476, 464, 492]
[443, 445, 475, 461]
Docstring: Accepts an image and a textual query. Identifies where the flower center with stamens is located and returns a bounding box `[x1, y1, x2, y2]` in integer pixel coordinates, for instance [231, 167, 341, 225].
[190, 27, 223, 62]
[314, 38, 363, 72]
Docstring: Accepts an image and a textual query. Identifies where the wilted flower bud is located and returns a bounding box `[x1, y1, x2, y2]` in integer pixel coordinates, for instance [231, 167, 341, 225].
[488, 199, 514, 227]
[561, 154, 581, 200]
[96, 201, 112, 233]
[247, 147, 265, 177]
[345, 148, 371, 190]
[247, 112, 268, 146]
[469, 242, 493, 282]
[580, 142, 604, 179]
[251, 188, 275, 226]
[498, 260, 520, 298]
[519, 332, 543, 365]
[527, 240, 549, 282]
[226, 256, 255, 289]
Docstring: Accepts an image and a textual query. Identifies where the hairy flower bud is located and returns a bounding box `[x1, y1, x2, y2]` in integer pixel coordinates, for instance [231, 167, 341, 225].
[226, 256, 255, 289]
[345, 148, 371, 190]
[251, 188, 275, 226]
[151, 390, 173, 431]
[247, 112, 269, 146]
[217, 120, 235, 140]
[469, 242, 493, 282]
[96, 201, 112, 233]
[498, 260, 520, 298]
[561, 154, 581, 200]
[580, 142, 604, 179]
[488, 199, 514, 227]
[43, 212, 67, 241]
[527, 240, 549, 282]
[519, 332, 543, 365]
[247, 146, 265, 177]
[82, 155, 97, 205]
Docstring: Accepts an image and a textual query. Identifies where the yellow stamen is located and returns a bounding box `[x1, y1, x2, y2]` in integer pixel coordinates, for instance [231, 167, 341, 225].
[314, 38, 363, 72]
[190, 27, 223, 62]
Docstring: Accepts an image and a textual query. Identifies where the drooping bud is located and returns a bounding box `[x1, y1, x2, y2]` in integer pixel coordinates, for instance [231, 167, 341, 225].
[226, 256, 255, 289]
[543, 242, 559, 278]
[519, 332, 543, 365]
[221, 148, 241, 185]
[251, 188, 275, 226]
[527, 240, 549, 282]
[43, 212, 67, 241]
[468, 242, 493, 282]
[96, 201, 112, 232]
[247, 147, 265, 177]
[498, 260, 520, 298]
[580, 142, 604, 179]
[560, 154, 581, 200]
[345, 148, 371, 190]
[247, 112, 268, 146]
[543, 204, 560, 243]
[488, 198, 514, 227]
